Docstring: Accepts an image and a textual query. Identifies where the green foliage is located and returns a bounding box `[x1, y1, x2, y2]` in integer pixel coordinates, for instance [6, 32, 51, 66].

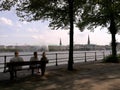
[0, 0, 18, 11]
[103, 55, 120, 63]
[1, 0, 120, 63]
[0, 0, 87, 30]
[76, 0, 120, 57]
[0, 0, 70, 29]
[1, 0, 120, 31]
[76, 0, 120, 32]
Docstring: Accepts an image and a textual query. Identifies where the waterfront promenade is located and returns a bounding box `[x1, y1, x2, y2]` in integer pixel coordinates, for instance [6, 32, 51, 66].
[0, 61, 120, 90]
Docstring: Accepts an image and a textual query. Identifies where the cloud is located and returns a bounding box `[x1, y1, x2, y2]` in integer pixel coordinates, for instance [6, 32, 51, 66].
[32, 35, 43, 40]
[30, 30, 69, 45]
[21, 21, 29, 25]
[16, 22, 22, 28]
[27, 28, 40, 33]
[0, 10, 112, 46]
[0, 35, 8, 38]
[0, 17, 13, 26]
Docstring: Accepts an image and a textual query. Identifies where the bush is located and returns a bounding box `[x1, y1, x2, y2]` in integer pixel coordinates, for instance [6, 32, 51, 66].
[103, 55, 119, 63]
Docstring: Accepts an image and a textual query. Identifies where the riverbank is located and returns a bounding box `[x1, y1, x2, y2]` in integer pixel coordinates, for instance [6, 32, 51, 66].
[0, 61, 120, 90]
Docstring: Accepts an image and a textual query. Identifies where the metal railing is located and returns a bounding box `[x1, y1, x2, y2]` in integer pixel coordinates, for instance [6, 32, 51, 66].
[0, 51, 111, 72]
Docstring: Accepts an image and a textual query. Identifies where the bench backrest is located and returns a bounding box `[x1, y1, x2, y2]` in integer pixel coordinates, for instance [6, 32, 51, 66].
[6, 61, 41, 67]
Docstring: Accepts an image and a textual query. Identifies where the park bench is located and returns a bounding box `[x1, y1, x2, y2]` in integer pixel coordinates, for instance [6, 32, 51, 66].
[4, 61, 41, 80]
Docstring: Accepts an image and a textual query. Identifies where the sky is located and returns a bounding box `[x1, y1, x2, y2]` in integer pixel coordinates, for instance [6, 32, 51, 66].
[0, 10, 120, 46]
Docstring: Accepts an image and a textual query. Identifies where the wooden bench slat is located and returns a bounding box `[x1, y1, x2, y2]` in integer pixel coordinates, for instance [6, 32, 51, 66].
[4, 61, 42, 80]
[6, 61, 41, 66]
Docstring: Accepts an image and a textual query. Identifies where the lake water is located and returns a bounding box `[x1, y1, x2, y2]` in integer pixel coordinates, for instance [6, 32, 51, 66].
[0, 50, 114, 72]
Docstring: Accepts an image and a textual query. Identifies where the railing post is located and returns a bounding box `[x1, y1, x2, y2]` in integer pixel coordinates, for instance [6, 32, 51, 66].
[4, 56, 6, 72]
[95, 52, 97, 61]
[56, 53, 58, 66]
[85, 52, 87, 62]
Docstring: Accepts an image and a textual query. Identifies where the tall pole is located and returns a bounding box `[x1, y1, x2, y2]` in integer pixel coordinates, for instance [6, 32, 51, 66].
[68, 0, 74, 70]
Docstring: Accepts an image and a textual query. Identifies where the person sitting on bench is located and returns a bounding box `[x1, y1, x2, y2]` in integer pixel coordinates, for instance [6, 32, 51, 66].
[10, 51, 24, 78]
[30, 52, 40, 74]
[40, 52, 49, 76]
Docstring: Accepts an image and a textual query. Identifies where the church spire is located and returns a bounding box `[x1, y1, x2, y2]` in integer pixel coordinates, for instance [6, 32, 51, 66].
[60, 38, 62, 46]
[88, 35, 90, 45]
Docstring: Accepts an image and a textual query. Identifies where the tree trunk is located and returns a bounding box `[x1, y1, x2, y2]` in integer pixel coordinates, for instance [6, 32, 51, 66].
[109, 14, 117, 57]
[111, 33, 116, 57]
[68, 0, 74, 70]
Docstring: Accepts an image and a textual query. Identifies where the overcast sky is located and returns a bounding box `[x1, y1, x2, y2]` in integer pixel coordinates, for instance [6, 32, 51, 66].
[0, 10, 120, 46]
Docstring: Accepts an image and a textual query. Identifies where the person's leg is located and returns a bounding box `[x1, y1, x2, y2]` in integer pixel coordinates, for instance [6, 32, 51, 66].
[41, 67, 45, 76]
[10, 71, 14, 80]
[32, 68, 34, 75]
[14, 71, 17, 77]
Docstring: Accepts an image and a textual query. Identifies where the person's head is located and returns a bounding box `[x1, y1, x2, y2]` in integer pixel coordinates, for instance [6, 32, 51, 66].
[42, 52, 46, 57]
[14, 51, 19, 57]
[34, 52, 37, 57]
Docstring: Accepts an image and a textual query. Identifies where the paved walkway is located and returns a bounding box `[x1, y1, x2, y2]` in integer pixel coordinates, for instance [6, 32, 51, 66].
[0, 61, 120, 90]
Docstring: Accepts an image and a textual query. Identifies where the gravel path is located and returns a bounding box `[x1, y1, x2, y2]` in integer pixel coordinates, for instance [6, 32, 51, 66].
[0, 61, 120, 90]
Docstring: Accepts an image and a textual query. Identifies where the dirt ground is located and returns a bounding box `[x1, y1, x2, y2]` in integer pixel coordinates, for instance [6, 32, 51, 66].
[0, 62, 120, 90]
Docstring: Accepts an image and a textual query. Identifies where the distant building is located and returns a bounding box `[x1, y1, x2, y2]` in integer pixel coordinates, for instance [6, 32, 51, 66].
[6, 45, 15, 49]
[87, 35, 90, 45]
[5, 45, 48, 52]
[117, 42, 120, 51]
[0, 45, 5, 49]
[59, 38, 62, 46]
[84, 44, 96, 50]
[15, 45, 44, 52]
[48, 45, 68, 51]
[104, 45, 111, 50]
[48, 35, 112, 51]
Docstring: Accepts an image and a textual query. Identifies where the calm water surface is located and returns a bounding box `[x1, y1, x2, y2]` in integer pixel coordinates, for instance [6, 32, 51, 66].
[0, 50, 113, 72]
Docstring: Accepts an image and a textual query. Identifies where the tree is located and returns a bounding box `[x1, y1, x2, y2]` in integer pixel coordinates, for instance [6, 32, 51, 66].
[77, 0, 120, 60]
[0, 0, 86, 70]
[3, 0, 118, 66]
[68, 0, 74, 70]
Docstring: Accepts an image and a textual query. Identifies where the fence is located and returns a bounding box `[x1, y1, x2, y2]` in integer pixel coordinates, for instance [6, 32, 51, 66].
[0, 51, 111, 72]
